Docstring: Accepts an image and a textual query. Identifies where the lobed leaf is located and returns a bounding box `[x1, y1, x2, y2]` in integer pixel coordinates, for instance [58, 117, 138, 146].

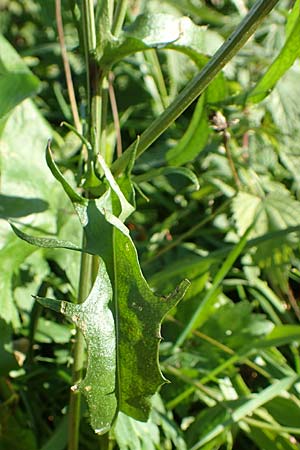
[32, 147, 190, 431]
[37, 260, 117, 434]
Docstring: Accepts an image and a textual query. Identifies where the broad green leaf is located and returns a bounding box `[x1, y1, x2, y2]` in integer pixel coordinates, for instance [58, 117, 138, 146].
[0, 101, 52, 326]
[114, 412, 160, 450]
[265, 396, 300, 429]
[265, 68, 300, 135]
[232, 190, 300, 272]
[20, 147, 190, 432]
[35, 318, 73, 344]
[100, 13, 223, 67]
[0, 34, 40, 119]
[0, 99, 81, 325]
[249, 6, 300, 103]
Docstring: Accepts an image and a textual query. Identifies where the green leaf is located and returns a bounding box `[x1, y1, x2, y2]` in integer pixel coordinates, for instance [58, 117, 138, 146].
[166, 95, 209, 166]
[175, 225, 252, 348]
[264, 68, 300, 135]
[0, 34, 40, 119]
[10, 223, 81, 252]
[232, 189, 300, 282]
[0, 99, 79, 326]
[39, 416, 68, 450]
[286, 0, 300, 38]
[33, 148, 190, 431]
[190, 376, 298, 449]
[37, 259, 117, 434]
[100, 13, 223, 67]
[245, 425, 298, 450]
[114, 412, 160, 450]
[0, 319, 18, 375]
[249, 6, 300, 103]
[257, 325, 300, 349]
[134, 166, 200, 190]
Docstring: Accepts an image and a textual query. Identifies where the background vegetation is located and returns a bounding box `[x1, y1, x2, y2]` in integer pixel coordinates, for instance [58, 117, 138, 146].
[1, 0, 300, 449]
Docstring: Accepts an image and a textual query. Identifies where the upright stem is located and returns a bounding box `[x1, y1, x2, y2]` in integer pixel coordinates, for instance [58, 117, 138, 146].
[68, 1, 113, 449]
[56, 0, 81, 132]
[68, 250, 93, 450]
[111, 0, 280, 176]
[112, 0, 128, 37]
[67, 3, 97, 450]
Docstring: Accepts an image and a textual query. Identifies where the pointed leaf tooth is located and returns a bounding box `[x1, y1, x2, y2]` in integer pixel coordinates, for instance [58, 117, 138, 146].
[160, 279, 191, 316]
[34, 295, 65, 315]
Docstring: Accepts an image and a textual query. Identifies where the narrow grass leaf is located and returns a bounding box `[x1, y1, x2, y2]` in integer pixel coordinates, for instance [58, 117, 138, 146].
[134, 166, 200, 190]
[249, 6, 300, 103]
[175, 226, 252, 348]
[191, 376, 298, 449]
[166, 95, 209, 166]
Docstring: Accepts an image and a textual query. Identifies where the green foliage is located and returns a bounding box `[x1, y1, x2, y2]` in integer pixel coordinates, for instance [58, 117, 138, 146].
[0, 35, 40, 119]
[2, 0, 300, 449]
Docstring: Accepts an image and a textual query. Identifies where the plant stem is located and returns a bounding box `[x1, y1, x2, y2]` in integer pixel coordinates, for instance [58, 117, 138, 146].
[112, 0, 280, 175]
[68, 249, 93, 450]
[56, 0, 81, 132]
[108, 72, 122, 157]
[145, 49, 169, 109]
[112, 0, 128, 37]
[83, 0, 96, 51]
[67, 1, 113, 448]
[67, 8, 98, 448]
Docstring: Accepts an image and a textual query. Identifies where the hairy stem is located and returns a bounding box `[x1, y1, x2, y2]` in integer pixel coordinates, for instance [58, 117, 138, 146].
[112, 0, 280, 175]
